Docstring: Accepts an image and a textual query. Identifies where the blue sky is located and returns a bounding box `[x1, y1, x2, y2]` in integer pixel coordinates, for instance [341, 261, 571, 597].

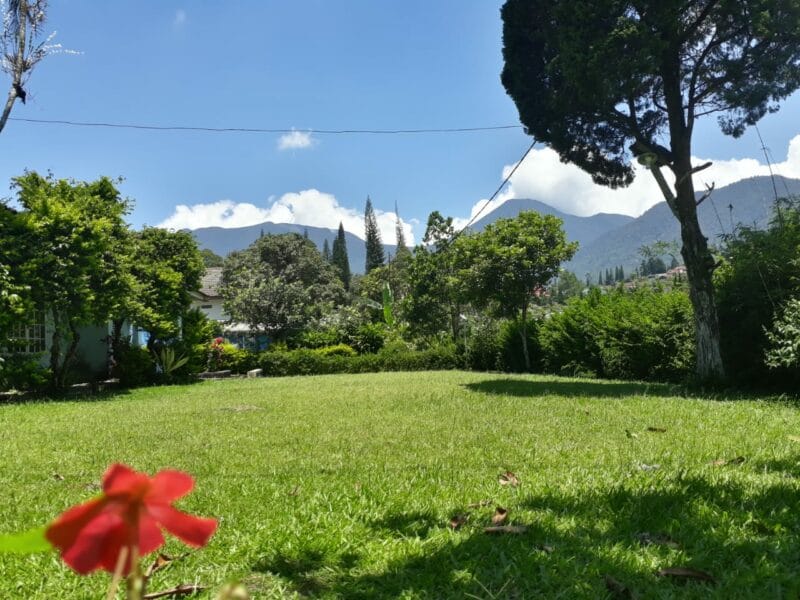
[2, 1, 800, 243]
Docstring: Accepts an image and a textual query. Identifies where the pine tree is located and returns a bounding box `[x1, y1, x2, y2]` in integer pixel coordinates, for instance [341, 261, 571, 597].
[619, 265, 625, 281]
[394, 201, 410, 260]
[322, 238, 331, 262]
[598, 271, 603, 286]
[331, 222, 351, 290]
[364, 196, 385, 273]
[303, 227, 309, 239]
[259, 227, 265, 238]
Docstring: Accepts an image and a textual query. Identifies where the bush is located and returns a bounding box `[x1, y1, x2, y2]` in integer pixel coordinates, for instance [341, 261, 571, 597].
[463, 315, 504, 371]
[113, 343, 156, 388]
[539, 287, 694, 382]
[498, 318, 541, 373]
[764, 297, 800, 381]
[0, 354, 49, 391]
[314, 344, 357, 357]
[349, 323, 386, 354]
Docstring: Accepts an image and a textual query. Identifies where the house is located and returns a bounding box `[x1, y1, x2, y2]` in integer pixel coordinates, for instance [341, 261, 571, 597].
[190, 268, 269, 350]
[667, 265, 687, 277]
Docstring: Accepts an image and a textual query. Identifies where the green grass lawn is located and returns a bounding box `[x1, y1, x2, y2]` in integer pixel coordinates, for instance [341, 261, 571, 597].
[1, 371, 800, 599]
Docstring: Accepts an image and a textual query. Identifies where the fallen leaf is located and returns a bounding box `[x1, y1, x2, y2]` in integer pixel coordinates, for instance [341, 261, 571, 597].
[353, 482, 362, 492]
[449, 514, 468, 530]
[625, 429, 639, 439]
[646, 427, 667, 433]
[491, 507, 509, 525]
[498, 471, 520, 487]
[535, 544, 554, 553]
[144, 553, 174, 579]
[709, 456, 745, 467]
[52, 473, 65, 481]
[143, 584, 207, 599]
[604, 575, 638, 599]
[484, 525, 528, 534]
[636, 532, 680, 550]
[215, 583, 250, 600]
[638, 463, 660, 471]
[788, 435, 800, 443]
[656, 567, 716, 584]
[288, 485, 300, 496]
[84, 482, 101, 491]
[468, 499, 493, 508]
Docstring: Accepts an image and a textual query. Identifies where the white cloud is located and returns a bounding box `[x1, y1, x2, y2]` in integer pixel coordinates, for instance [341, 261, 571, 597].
[277, 129, 317, 151]
[173, 9, 187, 26]
[455, 134, 800, 227]
[159, 189, 415, 245]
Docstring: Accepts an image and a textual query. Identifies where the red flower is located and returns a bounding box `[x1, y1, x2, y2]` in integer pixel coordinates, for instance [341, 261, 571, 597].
[45, 464, 217, 575]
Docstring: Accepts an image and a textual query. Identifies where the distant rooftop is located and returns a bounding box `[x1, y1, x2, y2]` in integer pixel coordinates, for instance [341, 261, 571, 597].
[199, 267, 222, 298]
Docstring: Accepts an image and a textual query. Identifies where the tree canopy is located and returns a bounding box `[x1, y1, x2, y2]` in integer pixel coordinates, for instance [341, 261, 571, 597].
[364, 197, 385, 273]
[501, 0, 800, 380]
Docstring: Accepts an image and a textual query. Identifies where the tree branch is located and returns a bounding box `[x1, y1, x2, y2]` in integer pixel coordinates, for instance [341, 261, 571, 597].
[696, 181, 716, 206]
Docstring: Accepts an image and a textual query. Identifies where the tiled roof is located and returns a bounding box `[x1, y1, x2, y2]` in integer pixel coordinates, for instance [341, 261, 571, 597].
[199, 267, 223, 297]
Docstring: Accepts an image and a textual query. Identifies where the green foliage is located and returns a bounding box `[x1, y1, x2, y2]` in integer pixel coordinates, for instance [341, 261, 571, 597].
[200, 248, 224, 268]
[313, 344, 357, 358]
[463, 315, 504, 371]
[0, 354, 49, 391]
[113, 342, 156, 388]
[715, 206, 800, 384]
[364, 197, 385, 273]
[382, 282, 395, 327]
[217, 344, 259, 374]
[765, 298, 800, 373]
[331, 222, 351, 290]
[0, 173, 131, 389]
[153, 347, 190, 378]
[222, 233, 345, 339]
[0, 528, 51, 554]
[350, 323, 386, 354]
[540, 287, 695, 381]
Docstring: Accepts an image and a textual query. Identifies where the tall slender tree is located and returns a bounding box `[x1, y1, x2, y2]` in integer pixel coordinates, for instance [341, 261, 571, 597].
[331, 222, 351, 290]
[394, 201, 410, 260]
[501, 0, 800, 380]
[364, 196, 385, 273]
[322, 238, 331, 262]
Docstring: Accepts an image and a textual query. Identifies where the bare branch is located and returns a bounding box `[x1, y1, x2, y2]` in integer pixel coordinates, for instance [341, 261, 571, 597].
[677, 160, 712, 185]
[696, 182, 716, 206]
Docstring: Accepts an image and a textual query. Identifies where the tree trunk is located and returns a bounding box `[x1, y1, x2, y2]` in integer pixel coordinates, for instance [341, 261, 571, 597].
[673, 177, 725, 381]
[0, 0, 27, 135]
[57, 320, 81, 389]
[48, 309, 62, 388]
[520, 304, 530, 372]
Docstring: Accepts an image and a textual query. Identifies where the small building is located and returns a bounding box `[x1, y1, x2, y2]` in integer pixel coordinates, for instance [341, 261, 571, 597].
[190, 267, 226, 323]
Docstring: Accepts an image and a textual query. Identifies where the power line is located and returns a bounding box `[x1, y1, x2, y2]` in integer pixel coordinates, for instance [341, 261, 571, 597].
[8, 117, 524, 135]
[450, 139, 537, 240]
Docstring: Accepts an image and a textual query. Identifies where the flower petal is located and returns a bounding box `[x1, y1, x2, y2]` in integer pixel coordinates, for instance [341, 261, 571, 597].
[61, 511, 124, 574]
[137, 513, 165, 557]
[103, 464, 147, 495]
[147, 504, 217, 548]
[45, 497, 106, 552]
[147, 470, 194, 502]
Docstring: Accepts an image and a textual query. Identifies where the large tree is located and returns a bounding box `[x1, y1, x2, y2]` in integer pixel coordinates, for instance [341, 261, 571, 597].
[501, 0, 800, 380]
[364, 196, 385, 273]
[331, 222, 351, 290]
[462, 211, 577, 371]
[1, 173, 131, 388]
[221, 233, 344, 338]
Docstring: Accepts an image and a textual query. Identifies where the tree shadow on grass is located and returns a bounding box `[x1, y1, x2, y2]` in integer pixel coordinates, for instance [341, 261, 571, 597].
[249, 472, 800, 598]
[464, 378, 679, 399]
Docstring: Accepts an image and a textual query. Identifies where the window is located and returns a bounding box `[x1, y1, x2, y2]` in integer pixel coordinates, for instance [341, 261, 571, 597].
[10, 310, 46, 354]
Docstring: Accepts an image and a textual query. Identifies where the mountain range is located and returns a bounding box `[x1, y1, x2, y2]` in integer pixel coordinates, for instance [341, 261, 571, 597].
[189, 175, 800, 277]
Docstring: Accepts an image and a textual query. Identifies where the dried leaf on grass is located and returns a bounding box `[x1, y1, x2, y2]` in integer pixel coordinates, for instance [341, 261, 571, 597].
[604, 575, 638, 599]
[646, 427, 667, 433]
[449, 514, 468, 530]
[143, 583, 207, 599]
[656, 567, 716, 584]
[788, 435, 800, 443]
[144, 553, 176, 579]
[498, 471, 520, 487]
[484, 525, 528, 534]
[625, 430, 639, 439]
[636, 532, 680, 550]
[638, 463, 660, 471]
[52, 472, 65, 481]
[467, 499, 493, 508]
[288, 485, 300, 497]
[535, 544, 554, 553]
[215, 583, 250, 600]
[709, 456, 745, 467]
[491, 507, 508, 526]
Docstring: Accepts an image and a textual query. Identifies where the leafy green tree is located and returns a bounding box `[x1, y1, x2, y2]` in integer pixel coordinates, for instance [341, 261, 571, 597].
[403, 212, 468, 341]
[200, 248, 224, 268]
[331, 222, 351, 290]
[117, 227, 204, 351]
[364, 196, 385, 273]
[462, 211, 578, 370]
[552, 270, 583, 303]
[1, 173, 131, 388]
[221, 233, 344, 339]
[501, 0, 800, 380]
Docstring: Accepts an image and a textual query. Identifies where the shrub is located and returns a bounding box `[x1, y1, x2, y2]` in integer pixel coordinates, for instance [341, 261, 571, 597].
[539, 287, 694, 382]
[313, 344, 357, 357]
[498, 318, 541, 373]
[0, 354, 49, 391]
[765, 297, 800, 380]
[463, 315, 504, 371]
[114, 343, 156, 388]
[349, 323, 386, 354]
